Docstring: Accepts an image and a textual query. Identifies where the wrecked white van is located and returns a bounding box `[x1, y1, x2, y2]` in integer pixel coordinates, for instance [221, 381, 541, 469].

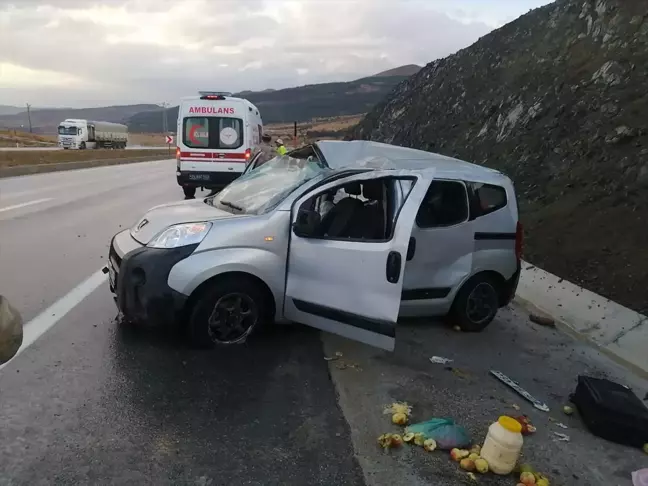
[108, 141, 522, 351]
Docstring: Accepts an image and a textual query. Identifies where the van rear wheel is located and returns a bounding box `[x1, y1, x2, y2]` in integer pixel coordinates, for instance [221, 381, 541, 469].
[450, 274, 500, 332]
[187, 277, 268, 349]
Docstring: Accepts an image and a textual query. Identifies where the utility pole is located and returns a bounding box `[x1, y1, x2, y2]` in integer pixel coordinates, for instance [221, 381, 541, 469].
[26, 103, 33, 133]
[160, 102, 168, 135]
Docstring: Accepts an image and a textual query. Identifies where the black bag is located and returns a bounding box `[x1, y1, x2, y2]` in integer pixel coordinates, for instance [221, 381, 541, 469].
[571, 375, 648, 448]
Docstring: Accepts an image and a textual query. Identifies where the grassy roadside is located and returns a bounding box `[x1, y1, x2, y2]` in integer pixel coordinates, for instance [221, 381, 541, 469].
[0, 149, 172, 168]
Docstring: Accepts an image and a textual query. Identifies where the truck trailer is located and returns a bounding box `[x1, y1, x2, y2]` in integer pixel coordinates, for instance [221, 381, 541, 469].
[57, 119, 128, 149]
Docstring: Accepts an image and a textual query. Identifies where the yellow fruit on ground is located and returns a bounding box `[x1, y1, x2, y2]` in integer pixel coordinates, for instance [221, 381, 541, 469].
[403, 433, 415, 443]
[563, 405, 574, 415]
[391, 434, 403, 447]
[460, 458, 476, 472]
[423, 439, 437, 452]
[468, 452, 480, 461]
[392, 412, 408, 425]
[474, 458, 489, 474]
[643, 443, 648, 454]
[536, 479, 549, 486]
[450, 448, 462, 461]
[470, 444, 481, 454]
[413, 433, 426, 446]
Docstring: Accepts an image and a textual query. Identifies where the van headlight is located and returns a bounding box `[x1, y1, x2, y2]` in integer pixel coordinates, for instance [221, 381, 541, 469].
[147, 222, 212, 249]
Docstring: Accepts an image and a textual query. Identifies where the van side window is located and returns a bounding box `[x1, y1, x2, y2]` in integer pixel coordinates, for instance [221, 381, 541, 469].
[415, 180, 468, 228]
[473, 183, 507, 216]
[296, 177, 414, 242]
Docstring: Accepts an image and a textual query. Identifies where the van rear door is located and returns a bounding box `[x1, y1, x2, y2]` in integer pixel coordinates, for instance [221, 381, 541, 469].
[178, 103, 250, 173]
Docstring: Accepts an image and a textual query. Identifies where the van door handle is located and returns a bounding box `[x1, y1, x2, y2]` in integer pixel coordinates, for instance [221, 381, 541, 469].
[406, 237, 416, 261]
[386, 251, 402, 284]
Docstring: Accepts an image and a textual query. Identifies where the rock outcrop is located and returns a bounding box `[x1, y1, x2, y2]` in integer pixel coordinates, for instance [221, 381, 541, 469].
[354, 0, 648, 313]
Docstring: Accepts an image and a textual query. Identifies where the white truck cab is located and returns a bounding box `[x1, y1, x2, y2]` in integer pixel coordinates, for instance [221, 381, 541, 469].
[57, 119, 128, 150]
[175, 92, 263, 199]
[109, 141, 522, 352]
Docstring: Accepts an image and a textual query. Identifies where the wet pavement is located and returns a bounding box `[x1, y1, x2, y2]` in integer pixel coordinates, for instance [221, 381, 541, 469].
[2, 160, 648, 485]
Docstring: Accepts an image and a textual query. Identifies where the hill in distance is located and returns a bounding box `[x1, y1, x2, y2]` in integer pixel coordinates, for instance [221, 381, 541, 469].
[372, 64, 421, 77]
[0, 104, 161, 133]
[129, 65, 421, 132]
[354, 0, 648, 313]
[0, 105, 25, 116]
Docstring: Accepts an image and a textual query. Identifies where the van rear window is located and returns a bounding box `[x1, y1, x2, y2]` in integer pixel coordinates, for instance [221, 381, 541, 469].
[473, 183, 507, 216]
[183, 117, 243, 149]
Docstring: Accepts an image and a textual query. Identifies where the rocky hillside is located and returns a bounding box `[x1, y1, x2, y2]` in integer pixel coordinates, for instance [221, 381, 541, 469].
[354, 0, 648, 313]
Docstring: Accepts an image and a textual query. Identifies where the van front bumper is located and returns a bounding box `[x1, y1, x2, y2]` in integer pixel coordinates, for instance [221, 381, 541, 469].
[109, 232, 198, 326]
[177, 170, 242, 189]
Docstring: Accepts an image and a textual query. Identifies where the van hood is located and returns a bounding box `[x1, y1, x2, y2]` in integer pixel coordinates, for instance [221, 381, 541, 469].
[130, 198, 243, 244]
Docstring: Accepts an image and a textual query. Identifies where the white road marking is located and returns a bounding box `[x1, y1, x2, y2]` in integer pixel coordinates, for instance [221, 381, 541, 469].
[0, 198, 52, 213]
[0, 267, 108, 372]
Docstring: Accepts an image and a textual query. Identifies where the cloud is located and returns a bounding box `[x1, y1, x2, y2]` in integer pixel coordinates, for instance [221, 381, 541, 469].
[0, 0, 552, 107]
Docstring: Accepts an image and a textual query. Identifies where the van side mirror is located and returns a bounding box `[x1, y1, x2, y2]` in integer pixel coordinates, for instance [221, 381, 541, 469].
[292, 209, 321, 237]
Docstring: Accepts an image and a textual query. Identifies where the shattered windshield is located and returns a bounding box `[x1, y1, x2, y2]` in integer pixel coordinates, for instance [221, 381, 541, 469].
[206, 154, 329, 214]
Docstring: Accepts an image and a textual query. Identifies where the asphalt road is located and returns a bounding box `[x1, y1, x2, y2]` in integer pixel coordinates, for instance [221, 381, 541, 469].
[1, 160, 647, 486]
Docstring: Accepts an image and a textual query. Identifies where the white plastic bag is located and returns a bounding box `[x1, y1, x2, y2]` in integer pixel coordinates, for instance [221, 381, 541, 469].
[0, 295, 23, 364]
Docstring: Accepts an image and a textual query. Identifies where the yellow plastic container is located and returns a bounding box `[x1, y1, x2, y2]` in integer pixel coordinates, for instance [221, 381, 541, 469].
[479, 416, 524, 475]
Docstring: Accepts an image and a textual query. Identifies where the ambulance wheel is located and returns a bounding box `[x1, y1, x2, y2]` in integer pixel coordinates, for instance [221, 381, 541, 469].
[187, 276, 269, 348]
[450, 274, 500, 332]
[183, 186, 196, 199]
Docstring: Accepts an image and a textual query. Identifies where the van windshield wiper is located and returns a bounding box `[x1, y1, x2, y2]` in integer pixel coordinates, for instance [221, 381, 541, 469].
[219, 200, 244, 211]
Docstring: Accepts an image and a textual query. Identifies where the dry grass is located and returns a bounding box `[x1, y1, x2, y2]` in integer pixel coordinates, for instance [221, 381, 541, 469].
[0, 130, 57, 147]
[0, 149, 170, 168]
[129, 133, 170, 147]
[264, 114, 363, 144]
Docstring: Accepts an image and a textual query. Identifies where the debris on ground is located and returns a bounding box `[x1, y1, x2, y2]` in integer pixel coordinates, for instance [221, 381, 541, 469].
[517, 467, 552, 486]
[511, 403, 521, 411]
[643, 443, 648, 455]
[450, 367, 472, 380]
[405, 418, 472, 449]
[453, 325, 462, 332]
[632, 468, 648, 486]
[324, 351, 343, 361]
[513, 415, 537, 435]
[383, 402, 412, 421]
[529, 313, 556, 328]
[466, 472, 478, 482]
[554, 422, 568, 429]
[429, 355, 453, 365]
[553, 432, 570, 442]
[563, 405, 574, 415]
[377, 433, 403, 449]
[490, 370, 550, 412]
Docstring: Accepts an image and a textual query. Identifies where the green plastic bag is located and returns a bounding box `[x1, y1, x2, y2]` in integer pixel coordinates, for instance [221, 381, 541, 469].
[405, 418, 471, 450]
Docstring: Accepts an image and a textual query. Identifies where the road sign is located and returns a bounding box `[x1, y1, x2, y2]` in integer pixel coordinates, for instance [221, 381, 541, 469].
[165, 135, 173, 144]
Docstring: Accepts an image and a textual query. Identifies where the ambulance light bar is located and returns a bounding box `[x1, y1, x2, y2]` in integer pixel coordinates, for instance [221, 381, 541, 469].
[199, 91, 232, 100]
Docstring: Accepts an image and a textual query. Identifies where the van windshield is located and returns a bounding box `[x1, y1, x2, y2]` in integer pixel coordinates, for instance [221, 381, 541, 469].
[206, 154, 330, 214]
[183, 116, 243, 149]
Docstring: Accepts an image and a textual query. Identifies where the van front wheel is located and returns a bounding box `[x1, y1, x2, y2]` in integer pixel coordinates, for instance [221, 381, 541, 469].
[188, 277, 268, 349]
[450, 275, 500, 332]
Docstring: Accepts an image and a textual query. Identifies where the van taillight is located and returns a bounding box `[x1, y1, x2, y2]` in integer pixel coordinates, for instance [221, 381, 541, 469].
[175, 147, 180, 160]
[245, 148, 251, 160]
[515, 221, 523, 261]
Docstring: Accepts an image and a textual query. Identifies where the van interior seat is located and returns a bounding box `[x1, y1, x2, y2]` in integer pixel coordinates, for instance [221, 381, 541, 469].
[348, 181, 386, 240]
[320, 183, 364, 237]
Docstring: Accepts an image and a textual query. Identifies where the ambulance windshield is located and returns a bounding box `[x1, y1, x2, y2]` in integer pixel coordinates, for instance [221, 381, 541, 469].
[183, 117, 243, 149]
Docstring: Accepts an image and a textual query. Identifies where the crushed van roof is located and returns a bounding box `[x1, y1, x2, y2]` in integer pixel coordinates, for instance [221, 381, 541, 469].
[315, 140, 509, 184]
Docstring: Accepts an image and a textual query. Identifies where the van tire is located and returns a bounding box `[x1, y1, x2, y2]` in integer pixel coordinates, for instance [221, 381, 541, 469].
[183, 186, 196, 199]
[449, 274, 500, 332]
[187, 276, 268, 349]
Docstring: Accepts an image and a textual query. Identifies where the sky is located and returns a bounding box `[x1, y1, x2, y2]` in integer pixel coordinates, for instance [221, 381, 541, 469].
[0, 0, 553, 108]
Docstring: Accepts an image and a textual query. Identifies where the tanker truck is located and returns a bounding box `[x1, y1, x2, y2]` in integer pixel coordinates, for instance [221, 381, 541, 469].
[57, 119, 128, 149]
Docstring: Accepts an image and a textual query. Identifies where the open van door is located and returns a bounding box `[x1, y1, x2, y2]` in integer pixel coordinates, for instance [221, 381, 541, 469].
[283, 169, 435, 351]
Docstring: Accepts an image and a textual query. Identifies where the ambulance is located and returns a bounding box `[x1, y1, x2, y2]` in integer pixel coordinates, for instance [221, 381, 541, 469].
[176, 92, 263, 198]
